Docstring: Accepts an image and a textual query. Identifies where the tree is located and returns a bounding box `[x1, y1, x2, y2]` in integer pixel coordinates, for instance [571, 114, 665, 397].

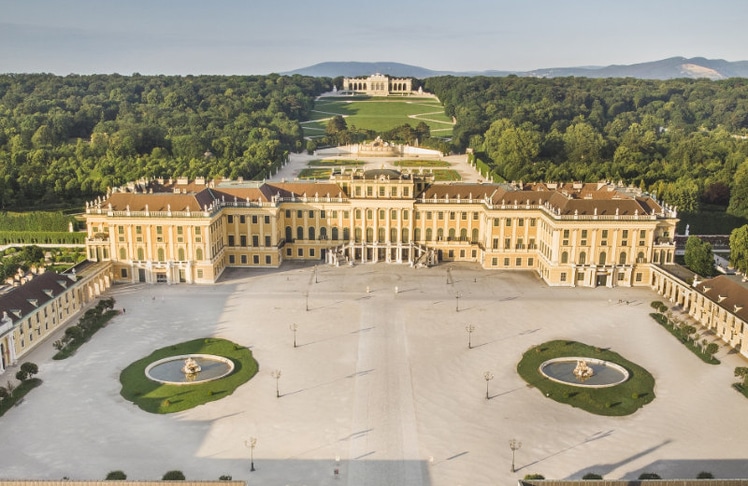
[729, 225, 748, 275]
[684, 236, 715, 277]
[105, 471, 127, 480]
[162, 470, 186, 480]
[639, 473, 662, 480]
[735, 367, 748, 387]
[728, 160, 748, 217]
[582, 473, 603, 480]
[15, 362, 39, 382]
[483, 119, 541, 181]
[697, 472, 714, 479]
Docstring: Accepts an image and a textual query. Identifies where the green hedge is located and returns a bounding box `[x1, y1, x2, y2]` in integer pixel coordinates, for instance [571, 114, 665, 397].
[1, 231, 85, 245]
[649, 312, 720, 365]
[0, 378, 42, 417]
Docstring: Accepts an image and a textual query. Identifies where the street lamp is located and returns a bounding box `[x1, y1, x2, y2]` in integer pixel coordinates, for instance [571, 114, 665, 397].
[484, 371, 494, 399]
[455, 291, 461, 312]
[509, 438, 522, 472]
[465, 324, 475, 349]
[290, 323, 298, 348]
[245, 437, 257, 472]
[271, 369, 282, 398]
[314, 265, 318, 284]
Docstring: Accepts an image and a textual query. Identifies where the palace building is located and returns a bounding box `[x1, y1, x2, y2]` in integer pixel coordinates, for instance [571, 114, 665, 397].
[83, 171, 678, 289]
[342, 74, 413, 96]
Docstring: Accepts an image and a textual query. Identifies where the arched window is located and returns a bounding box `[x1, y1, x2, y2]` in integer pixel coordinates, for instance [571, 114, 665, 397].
[378, 227, 385, 242]
[598, 252, 606, 265]
[355, 209, 361, 219]
[366, 228, 373, 242]
[119, 248, 127, 260]
[402, 229, 409, 243]
[178, 248, 185, 261]
[285, 226, 292, 241]
[196, 248, 203, 260]
[437, 228, 444, 241]
[390, 228, 397, 242]
[414, 228, 421, 241]
[354, 228, 362, 242]
[320, 227, 327, 239]
[448, 228, 456, 241]
[637, 251, 645, 263]
[157, 248, 165, 262]
[619, 251, 627, 265]
[343, 228, 350, 240]
[471, 228, 479, 243]
[137, 248, 144, 261]
[332, 227, 339, 240]
[561, 251, 568, 264]
[460, 228, 468, 241]
[579, 251, 586, 265]
[297, 226, 304, 240]
[308, 227, 315, 240]
[426, 228, 432, 241]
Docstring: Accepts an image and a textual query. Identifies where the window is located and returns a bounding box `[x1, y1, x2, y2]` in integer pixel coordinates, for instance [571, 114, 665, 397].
[309, 210, 314, 218]
[450, 212, 456, 220]
[518, 218, 524, 226]
[461, 212, 467, 220]
[197, 269, 204, 278]
[438, 212, 444, 220]
[240, 215, 245, 224]
[118, 226, 124, 235]
[367, 186, 373, 196]
[196, 248, 203, 260]
[241, 255, 247, 264]
[297, 227, 304, 240]
[503, 258, 510, 266]
[265, 235, 271, 246]
[137, 248, 144, 260]
[178, 248, 185, 260]
[504, 238, 511, 249]
[390, 186, 397, 196]
[622, 230, 629, 239]
[379, 186, 386, 197]
[598, 252, 606, 265]
[320, 210, 326, 219]
[635, 272, 642, 282]
[618, 273, 625, 281]
[297, 248, 303, 257]
[403, 210, 409, 220]
[530, 219, 536, 227]
[253, 235, 259, 247]
[517, 238, 524, 249]
[506, 219, 512, 226]
[427, 211, 433, 220]
[355, 186, 361, 196]
[136, 226, 142, 234]
[528, 258, 534, 266]
[120, 268, 128, 278]
[516, 257, 522, 266]
[310, 248, 315, 257]
[577, 272, 584, 281]
[195, 227, 201, 235]
[252, 215, 258, 224]
[227, 216, 234, 224]
[619, 252, 627, 265]
[561, 272, 567, 282]
[492, 238, 499, 249]
[285, 226, 292, 241]
[579, 251, 586, 265]
[308, 227, 315, 240]
[228, 235, 235, 247]
[229, 255, 235, 264]
[492, 257, 498, 266]
[253, 255, 260, 264]
[297, 210, 303, 218]
[285, 210, 291, 218]
[265, 255, 271, 264]
[561, 251, 569, 264]
[120, 248, 127, 260]
[391, 210, 397, 220]
[264, 215, 270, 224]
[286, 248, 292, 256]
[460, 249, 466, 258]
[493, 218, 499, 226]
[403, 187, 409, 197]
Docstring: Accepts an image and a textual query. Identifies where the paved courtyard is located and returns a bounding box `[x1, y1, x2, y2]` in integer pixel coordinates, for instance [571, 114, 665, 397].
[1, 263, 748, 485]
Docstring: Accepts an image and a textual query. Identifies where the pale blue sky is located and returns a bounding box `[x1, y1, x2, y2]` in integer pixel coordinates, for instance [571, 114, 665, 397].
[1, 0, 747, 75]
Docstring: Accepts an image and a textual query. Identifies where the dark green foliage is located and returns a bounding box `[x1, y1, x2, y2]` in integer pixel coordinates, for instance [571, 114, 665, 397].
[524, 474, 545, 480]
[697, 472, 715, 479]
[0, 212, 75, 231]
[15, 362, 38, 382]
[649, 312, 720, 364]
[105, 471, 127, 480]
[684, 236, 715, 277]
[53, 302, 118, 360]
[162, 470, 186, 480]
[639, 472, 662, 480]
[0, 378, 41, 417]
[582, 473, 603, 480]
[0, 73, 330, 209]
[730, 225, 748, 274]
[218, 475, 232, 480]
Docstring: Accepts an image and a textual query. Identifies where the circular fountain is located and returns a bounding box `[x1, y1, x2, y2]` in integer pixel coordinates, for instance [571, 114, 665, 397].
[539, 357, 629, 388]
[145, 354, 235, 385]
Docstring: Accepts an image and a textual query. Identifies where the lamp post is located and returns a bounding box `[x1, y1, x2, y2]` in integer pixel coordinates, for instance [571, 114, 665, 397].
[484, 371, 494, 399]
[455, 291, 461, 312]
[290, 323, 298, 348]
[245, 437, 257, 472]
[509, 438, 522, 472]
[271, 369, 282, 398]
[465, 324, 475, 349]
[314, 265, 318, 284]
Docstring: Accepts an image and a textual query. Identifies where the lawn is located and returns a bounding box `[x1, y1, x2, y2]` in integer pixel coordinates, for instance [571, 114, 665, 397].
[303, 97, 453, 138]
[308, 159, 366, 167]
[393, 160, 451, 168]
[516, 340, 655, 416]
[298, 168, 332, 180]
[119, 338, 258, 414]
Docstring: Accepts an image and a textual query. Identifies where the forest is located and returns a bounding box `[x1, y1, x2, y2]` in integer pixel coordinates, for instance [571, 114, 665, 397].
[424, 76, 748, 217]
[0, 73, 330, 209]
[2, 73, 748, 220]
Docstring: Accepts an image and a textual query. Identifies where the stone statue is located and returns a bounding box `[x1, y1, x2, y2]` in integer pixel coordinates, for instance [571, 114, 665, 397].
[182, 357, 201, 375]
[573, 360, 594, 381]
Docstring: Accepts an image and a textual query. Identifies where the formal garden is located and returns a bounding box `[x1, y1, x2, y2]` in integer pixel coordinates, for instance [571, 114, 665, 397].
[516, 340, 655, 416]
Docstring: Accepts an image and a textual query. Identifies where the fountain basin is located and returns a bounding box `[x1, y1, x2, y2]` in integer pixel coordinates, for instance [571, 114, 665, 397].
[145, 354, 235, 385]
[539, 357, 629, 388]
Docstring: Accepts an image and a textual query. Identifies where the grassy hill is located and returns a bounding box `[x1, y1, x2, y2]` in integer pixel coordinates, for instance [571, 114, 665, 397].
[302, 96, 454, 140]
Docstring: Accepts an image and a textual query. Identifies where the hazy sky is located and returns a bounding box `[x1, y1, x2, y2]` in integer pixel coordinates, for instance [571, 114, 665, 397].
[1, 0, 747, 75]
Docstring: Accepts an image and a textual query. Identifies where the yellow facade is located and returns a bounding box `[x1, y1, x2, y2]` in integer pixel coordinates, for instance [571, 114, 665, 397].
[84, 173, 678, 288]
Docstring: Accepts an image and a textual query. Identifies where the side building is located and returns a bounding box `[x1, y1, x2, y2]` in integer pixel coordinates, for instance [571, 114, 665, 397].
[342, 74, 413, 96]
[83, 172, 678, 289]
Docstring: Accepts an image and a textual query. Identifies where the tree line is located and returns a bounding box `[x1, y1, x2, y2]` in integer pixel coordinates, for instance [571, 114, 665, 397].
[0, 73, 330, 209]
[423, 76, 748, 216]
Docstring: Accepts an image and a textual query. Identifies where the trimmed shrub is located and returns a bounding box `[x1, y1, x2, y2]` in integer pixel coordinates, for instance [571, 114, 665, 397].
[162, 470, 185, 480]
[105, 470, 127, 480]
[583, 473, 603, 480]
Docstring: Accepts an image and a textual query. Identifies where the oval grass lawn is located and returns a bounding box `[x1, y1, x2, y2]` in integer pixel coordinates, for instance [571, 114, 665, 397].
[120, 338, 258, 414]
[517, 340, 655, 416]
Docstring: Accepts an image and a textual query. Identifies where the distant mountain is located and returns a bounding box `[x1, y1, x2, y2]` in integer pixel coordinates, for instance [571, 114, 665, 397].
[284, 57, 748, 80]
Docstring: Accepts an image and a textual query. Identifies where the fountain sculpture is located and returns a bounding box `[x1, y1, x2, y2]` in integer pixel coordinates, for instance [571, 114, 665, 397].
[182, 357, 202, 376]
[573, 360, 595, 381]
